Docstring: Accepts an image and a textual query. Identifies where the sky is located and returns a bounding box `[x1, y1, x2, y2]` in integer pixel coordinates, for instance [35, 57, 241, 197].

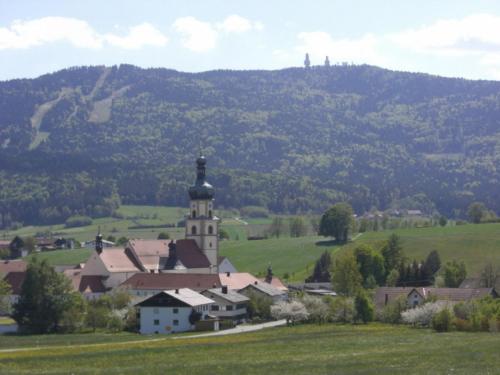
[1, 0, 500, 80]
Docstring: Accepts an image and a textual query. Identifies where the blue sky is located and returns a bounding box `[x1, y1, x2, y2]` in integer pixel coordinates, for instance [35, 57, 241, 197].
[1, 0, 500, 80]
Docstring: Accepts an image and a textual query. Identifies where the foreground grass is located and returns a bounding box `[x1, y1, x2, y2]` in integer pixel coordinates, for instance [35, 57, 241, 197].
[0, 324, 499, 374]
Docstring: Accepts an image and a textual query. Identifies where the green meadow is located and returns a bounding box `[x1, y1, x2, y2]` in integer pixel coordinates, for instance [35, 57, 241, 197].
[3, 205, 500, 281]
[0, 324, 499, 374]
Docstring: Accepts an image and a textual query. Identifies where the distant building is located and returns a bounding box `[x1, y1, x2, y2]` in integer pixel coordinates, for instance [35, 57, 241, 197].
[135, 288, 214, 334]
[239, 281, 288, 303]
[374, 287, 498, 310]
[202, 286, 249, 323]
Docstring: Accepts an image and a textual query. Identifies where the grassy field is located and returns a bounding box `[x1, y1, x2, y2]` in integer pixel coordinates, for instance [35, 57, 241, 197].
[0, 324, 499, 374]
[350, 223, 500, 276]
[220, 236, 338, 280]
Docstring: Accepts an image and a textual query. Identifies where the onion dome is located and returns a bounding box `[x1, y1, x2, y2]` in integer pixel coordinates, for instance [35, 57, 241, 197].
[188, 155, 214, 200]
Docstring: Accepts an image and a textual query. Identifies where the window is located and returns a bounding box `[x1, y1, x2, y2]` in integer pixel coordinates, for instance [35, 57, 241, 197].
[208, 225, 213, 234]
[173, 320, 179, 326]
[173, 308, 178, 314]
[192, 210, 196, 218]
[209, 242, 212, 248]
[236, 304, 246, 310]
[211, 305, 219, 311]
[226, 305, 233, 311]
[154, 319, 159, 326]
[191, 226, 197, 235]
[208, 210, 212, 217]
[153, 308, 159, 314]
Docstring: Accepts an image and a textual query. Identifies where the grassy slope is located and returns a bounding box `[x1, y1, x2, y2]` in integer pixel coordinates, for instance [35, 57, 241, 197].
[0, 324, 499, 374]
[220, 236, 338, 280]
[350, 223, 500, 276]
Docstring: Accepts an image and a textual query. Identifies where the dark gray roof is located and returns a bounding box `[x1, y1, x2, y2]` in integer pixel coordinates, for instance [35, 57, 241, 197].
[203, 288, 249, 303]
[240, 282, 286, 297]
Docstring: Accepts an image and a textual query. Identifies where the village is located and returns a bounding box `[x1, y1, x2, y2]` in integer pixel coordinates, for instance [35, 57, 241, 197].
[1, 155, 498, 336]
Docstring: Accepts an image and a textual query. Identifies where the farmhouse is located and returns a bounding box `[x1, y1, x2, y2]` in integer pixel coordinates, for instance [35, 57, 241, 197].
[201, 286, 249, 322]
[240, 281, 288, 303]
[136, 288, 214, 334]
[374, 286, 498, 310]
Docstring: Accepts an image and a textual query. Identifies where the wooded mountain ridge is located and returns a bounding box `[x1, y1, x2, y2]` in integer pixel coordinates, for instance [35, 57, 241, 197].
[1, 64, 500, 227]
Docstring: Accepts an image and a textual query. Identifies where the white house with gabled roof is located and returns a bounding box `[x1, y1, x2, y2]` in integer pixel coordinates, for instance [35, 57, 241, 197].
[136, 288, 214, 334]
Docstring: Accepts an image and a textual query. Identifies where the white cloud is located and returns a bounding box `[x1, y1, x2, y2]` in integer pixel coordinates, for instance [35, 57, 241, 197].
[295, 31, 383, 65]
[0, 17, 168, 50]
[105, 23, 168, 49]
[173, 16, 217, 52]
[0, 17, 102, 49]
[217, 15, 263, 33]
[173, 15, 263, 52]
[391, 14, 500, 56]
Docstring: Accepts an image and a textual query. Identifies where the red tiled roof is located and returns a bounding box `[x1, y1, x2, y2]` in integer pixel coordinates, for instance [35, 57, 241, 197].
[4, 271, 26, 294]
[127, 239, 210, 270]
[121, 273, 221, 292]
[99, 247, 143, 272]
[0, 260, 27, 274]
[219, 272, 261, 290]
[175, 239, 211, 268]
[64, 270, 107, 293]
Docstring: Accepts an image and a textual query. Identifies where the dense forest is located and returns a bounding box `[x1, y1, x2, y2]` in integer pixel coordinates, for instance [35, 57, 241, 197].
[1, 64, 500, 227]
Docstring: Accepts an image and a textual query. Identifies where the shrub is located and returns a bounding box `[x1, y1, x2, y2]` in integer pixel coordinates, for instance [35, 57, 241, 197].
[328, 297, 355, 323]
[64, 215, 92, 228]
[157, 232, 170, 240]
[354, 292, 374, 323]
[453, 318, 472, 332]
[107, 314, 124, 332]
[379, 295, 407, 324]
[432, 308, 453, 332]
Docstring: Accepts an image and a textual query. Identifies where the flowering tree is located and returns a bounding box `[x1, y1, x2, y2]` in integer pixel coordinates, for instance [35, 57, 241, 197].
[401, 301, 450, 327]
[271, 300, 309, 325]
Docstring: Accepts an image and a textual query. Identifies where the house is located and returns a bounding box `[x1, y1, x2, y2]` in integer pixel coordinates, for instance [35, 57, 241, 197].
[120, 273, 222, 299]
[374, 287, 498, 310]
[135, 288, 214, 334]
[80, 247, 143, 289]
[0, 240, 10, 251]
[63, 269, 106, 300]
[259, 265, 288, 292]
[201, 286, 249, 323]
[2, 271, 26, 309]
[239, 281, 288, 303]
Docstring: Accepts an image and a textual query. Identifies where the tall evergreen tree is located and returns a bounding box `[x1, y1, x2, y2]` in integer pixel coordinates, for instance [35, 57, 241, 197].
[306, 251, 332, 282]
[381, 234, 404, 274]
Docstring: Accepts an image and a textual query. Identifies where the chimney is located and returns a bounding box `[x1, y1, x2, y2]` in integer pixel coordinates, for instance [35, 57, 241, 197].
[221, 285, 228, 294]
[226, 272, 230, 277]
[175, 289, 179, 294]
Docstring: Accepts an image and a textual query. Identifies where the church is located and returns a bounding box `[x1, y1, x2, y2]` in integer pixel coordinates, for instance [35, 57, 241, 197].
[80, 155, 234, 290]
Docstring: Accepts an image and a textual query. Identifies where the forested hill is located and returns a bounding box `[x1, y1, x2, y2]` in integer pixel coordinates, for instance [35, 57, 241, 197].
[1, 64, 500, 227]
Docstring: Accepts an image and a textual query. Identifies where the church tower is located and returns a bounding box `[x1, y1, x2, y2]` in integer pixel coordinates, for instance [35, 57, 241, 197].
[185, 155, 219, 272]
